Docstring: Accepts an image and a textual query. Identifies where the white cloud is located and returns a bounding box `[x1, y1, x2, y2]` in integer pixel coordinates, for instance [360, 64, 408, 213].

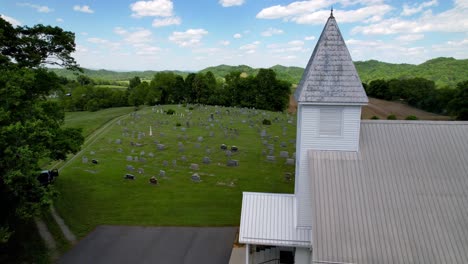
[261, 27, 284, 37]
[304, 35, 315, 41]
[233, 33, 242, 39]
[219, 0, 245, 7]
[292, 5, 393, 24]
[130, 0, 173, 17]
[401, 0, 438, 16]
[220, 40, 230, 46]
[73, 5, 94, 13]
[396, 34, 424, 42]
[152, 16, 181, 27]
[81, 32, 89, 36]
[256, 0, 330, 20]
[18, 3, 53, 13]
[169, 29, 208, 47]
[87, 37, 109, 44]
[114, 27, 128, 35]
[352, 5, 468, 35]
[267, 40, 307, 53]
[240, 41, 260, 54]
[1, 14, 21, 26]
[56, 18, 64, 23]
[125, 29, 153, 44]
[136, 45, 161, 55]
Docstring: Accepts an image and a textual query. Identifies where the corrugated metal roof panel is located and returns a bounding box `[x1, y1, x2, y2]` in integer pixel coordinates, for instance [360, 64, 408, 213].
[294, 15, 368, 104]
[239, 192, 311, 247]
[309, 121, 468, 263]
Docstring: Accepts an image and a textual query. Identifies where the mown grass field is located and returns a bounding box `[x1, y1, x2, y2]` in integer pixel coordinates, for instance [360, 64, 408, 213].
[55, 105, 296, 238]
[64, 107, 135, 137]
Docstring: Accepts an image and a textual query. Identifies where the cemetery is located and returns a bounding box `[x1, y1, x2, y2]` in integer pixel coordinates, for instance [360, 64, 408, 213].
[55, 104, 297, 237]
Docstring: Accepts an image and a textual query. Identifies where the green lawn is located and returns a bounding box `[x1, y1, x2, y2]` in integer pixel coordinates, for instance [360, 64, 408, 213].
[55, 105, 296, 238]
[64, 107, 135, 137]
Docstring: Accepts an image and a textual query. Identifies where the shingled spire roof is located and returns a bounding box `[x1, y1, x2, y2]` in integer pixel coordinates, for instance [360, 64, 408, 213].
[294, 12, 368, 104]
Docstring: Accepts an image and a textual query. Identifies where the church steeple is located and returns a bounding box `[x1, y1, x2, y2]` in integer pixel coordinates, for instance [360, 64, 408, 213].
[294, 13, 368, 105]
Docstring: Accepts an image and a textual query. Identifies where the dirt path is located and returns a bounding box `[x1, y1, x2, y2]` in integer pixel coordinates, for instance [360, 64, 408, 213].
[35, 218, 59, 261]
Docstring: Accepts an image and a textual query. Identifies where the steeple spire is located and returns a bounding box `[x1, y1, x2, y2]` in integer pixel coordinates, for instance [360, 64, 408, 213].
[330, 6, 334, 18]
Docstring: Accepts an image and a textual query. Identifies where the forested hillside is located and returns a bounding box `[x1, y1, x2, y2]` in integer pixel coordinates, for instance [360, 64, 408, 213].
[50, 57, 468, 88]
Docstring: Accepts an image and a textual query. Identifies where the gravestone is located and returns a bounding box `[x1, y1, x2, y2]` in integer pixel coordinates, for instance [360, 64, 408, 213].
[280, 151, 289, 158]
[209, 131, 214, 137]
[198, 136, 203, 142]
[90, 151, 95, 155]
[260, 129, 267, 137]
[134, 156, 139, 161]
[126, 165, 134, 171]
[157, 144, 165, 151]
[194, 143, 201, 149]
[115, 139, 122, 144]
[266, 156, 276, 162]
[140, 151, 145, 156]
[126, 156, 133, 161]
[138, 168, 144, 174]
[284, 172, 292, 181]
[117, 148, 123, 153]
[181, 156, 187, 162]
[190, 163, 199, 170]
[267, 144, 274, 150]
[280, 142, 287, 148]
[202, 157, 211, 164]
[139, 157, 147, 163]
[286, 158, 295, 165]
[172, 160, 177, 167]
[191, 173, 201, 182]
[262, 150, 267, 156]
[227, 160, 239, 167]
[226, 150, 232, 157]
[135, 143, 143, 147]
[181, 127, 186, 132]
[159, 170, 166, 177]
[148, 152, 154, 158]
[82, 156, 88, 164]
[206, 148, 211, 154]
[162, 160, 169, 166]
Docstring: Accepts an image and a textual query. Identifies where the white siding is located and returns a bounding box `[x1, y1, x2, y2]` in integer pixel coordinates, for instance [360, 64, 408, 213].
[295, 104, 361, 228]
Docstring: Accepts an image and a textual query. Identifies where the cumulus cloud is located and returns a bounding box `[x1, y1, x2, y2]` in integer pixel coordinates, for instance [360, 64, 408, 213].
[135, 45, 161, 55]
[87, 37, 109, 44]
[292, 5, 393, 24]
[56, 18, 64, 23]
[396, 34, 424, 42]
[256, 0, 330, 20]
[401, 0, 438, 16]
[220, 40, 230, 46]
[1, 14, 21, 26]
[169, 29, 208, 47]
[152, 16, 181, 27]
[219, 0, 245, 7]
[240, 41, 260, 54]
[73, 5, 94, 13]
[267, 40, 307, 53]
[130, 0, 173, 17]
[233, 33, 242, 39]
[261, 27, 284, 37]
[304, 35, 315, 41]
[114, 27, 153, 45]
[352, 4, 468, 35]
[18, 2, 53, 13]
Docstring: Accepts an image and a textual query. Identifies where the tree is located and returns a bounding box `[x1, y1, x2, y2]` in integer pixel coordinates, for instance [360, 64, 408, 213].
[128, 76, 141, 91]
[448, 80, 468, 120]
[0, 17, 84, 243]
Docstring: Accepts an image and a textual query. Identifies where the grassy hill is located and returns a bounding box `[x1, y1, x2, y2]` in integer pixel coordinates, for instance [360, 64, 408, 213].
[50, 57, 468, 88]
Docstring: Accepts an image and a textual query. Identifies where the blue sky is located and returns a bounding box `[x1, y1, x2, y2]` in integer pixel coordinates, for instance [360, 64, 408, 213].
[1, 0, 467, 71]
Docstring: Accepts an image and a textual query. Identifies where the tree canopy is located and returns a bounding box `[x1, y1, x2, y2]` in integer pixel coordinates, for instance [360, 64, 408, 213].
[0, 17, 84, 243]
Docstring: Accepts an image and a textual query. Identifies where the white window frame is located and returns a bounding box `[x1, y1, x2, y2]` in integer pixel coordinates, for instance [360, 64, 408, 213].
[319, 108, 344, 137]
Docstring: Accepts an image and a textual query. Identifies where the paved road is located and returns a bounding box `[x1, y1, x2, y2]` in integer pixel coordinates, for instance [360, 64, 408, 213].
[59, 226, 237, 264]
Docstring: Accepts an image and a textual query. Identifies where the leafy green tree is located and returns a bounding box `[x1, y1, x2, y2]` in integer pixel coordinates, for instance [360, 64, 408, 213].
[128, 76, 141, 91]
[128, 82, 149, 106]
[0, 17, 84, 242]
[448, 80, 468, 120]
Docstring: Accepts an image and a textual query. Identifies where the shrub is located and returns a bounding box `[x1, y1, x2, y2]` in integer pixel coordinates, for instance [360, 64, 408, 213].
[262, 119, 272, 125]
[166, 109, 175, 115]
[387, 114, 397, 120]
[371, 115, 380, 120]
[176, 122, 181, 127]
[405, 115, 418, 120]
[188, 107, 194, 110]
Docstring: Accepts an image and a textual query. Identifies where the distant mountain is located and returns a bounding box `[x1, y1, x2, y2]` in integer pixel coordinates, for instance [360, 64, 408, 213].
[355, 57, 468, 88]
[50, 57, 468, 88]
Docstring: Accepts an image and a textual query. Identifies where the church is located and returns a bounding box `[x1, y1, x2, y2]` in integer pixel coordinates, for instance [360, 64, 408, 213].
[239, 10, 468, 264]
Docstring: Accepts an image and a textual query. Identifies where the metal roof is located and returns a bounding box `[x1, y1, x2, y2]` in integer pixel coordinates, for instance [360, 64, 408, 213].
[239, 192, 311, 247]
[294, 14, 368, 104]
[309, 120, 468, 263]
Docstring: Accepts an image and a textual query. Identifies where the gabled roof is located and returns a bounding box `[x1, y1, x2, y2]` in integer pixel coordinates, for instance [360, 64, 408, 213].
[309, 121, 468, 263]
[294, 13, 368, 104]
[239, 192, 311, 247]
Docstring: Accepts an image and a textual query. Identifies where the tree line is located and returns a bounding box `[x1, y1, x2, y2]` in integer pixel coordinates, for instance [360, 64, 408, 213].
[60, 69, 291, 112]
[364, 78, 468, 120]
